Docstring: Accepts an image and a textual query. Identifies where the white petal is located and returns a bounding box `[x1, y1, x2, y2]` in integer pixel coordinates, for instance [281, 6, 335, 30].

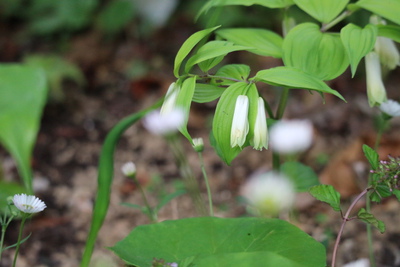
[230, 95, 249, 148]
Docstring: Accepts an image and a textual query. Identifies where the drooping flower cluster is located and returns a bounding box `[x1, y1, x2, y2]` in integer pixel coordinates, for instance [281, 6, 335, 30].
[230, 95, 268, 151]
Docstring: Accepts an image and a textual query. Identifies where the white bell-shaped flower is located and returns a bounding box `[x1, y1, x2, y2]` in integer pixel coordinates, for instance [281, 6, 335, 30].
[160, 82, 180, 115]
[230, 95, 249, 148]
[252, 97, 268, 151]
[365, 52, 387, 107]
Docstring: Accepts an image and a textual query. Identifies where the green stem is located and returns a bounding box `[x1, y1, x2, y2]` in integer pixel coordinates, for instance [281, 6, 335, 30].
[276, 87, 289, 120]
[321, 10, 352, 32]
[132, 176, 158, 223]
[167, 135, 207, 216]
[198, 152, 213, 216]
[12, 216, 27, 267]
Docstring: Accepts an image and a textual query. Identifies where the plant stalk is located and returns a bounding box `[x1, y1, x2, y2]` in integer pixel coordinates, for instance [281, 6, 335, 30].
[12, 216, 27, 267]
[198, 152, 214, 216]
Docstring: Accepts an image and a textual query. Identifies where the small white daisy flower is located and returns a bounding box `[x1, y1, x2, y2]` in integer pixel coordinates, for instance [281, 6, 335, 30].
[142, 108, 185, 136]
[379, 99, 400, 117]
[343, 258, 370, 267]
[269, 119, 313, 154]
[121, 162, 136, 177]
[13, 194, 46, 214]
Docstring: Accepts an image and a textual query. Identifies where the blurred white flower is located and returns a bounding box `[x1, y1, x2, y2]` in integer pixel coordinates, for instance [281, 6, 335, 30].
[192, 137, 204, 152]
[13, 194, 46, 214]
[269, 120, 313, 154]
[133, 0, 178, 28]
[365, 52, 387, 107]
[230, 95, 249, 148]
[160, 82, 180, 115]
[252, 97, 268, 151]
[121, 162, 136, 177]
[375, 36, 400, 70]
[379, 99, 400, 117]
[143, 108, 185, 136]
[241, 171, 295, 216]
[343, 258, 370, 267]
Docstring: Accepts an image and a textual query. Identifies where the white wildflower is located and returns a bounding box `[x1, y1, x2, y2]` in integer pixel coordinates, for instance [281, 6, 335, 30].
[343, 258, 370, 267]
[252, 97, 268, 151]
[375, 36, 400, 70]
[379, 99, 400, 117]
[230, 95, 249, 148]
[121, 162, 136, 177]
[269, 120, 313, 154]
[241, 171, 295, 216]
[160, 82, 180, 115]
[13, 194, 46, 214]
[365, 52, 387, 107]
[143, 108, 185, 136]
[192, 137, 204, 152]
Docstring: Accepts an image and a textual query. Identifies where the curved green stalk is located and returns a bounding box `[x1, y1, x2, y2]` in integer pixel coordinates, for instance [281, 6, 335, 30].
[12, 216, 27, 267]
[198, 152, 213, 216]
[80, 99, 162, 267]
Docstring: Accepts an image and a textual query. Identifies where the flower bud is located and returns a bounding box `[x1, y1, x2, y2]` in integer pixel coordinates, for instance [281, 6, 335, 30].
[379, 99, 400, 118]
[252, 97, 268, 151]
[230, 95, 249, 148]
[365, 52, 387, 107]
[192, 138, 204, 152]
[160, 82, 180, 115]
[121, 162, 137, 177]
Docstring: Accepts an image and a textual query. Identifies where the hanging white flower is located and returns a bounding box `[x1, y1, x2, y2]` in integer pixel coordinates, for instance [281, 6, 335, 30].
[143, 108, 185, 136]
[375, 36, 400, 70]
[365, 52, 387, 107]
[160, 82, 180, 115]
[252, 97, 268, 151]
[13, 194, 46, 214]
[121, 162, 137, 177]
[230, 95, 249, 148]
[269, 119, 313, 154]
[241, 171, 295, 216]
[379, 99, 400, 117]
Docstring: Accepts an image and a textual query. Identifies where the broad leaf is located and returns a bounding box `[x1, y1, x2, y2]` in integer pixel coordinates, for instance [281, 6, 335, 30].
[281, 161, 320, 192]
[197, 0, 294, 19]
[309, 185, 341, 212]
[293, 0, 349, 23]
[0, 65, 47, 193]
[212, 82, 248, 165]
[216, 28, 283, 58]
[357, 208, 385, 233]
[185, 41, 250, 73]
[253, 66, 345, 101]
[341, 24, 377, 77]
[176, 77, 196, 142]
[174, 26, 220, 77]
[370, 185, 391, 203]
[356, 0, 400, 25]
[362, 144, 379, 170]
[283, 23, 349, 81]
[111, 217, 326, 267]
[193, 83, 225, 103]
[378, 24, 400, 43]
[215, 64, 251, 86]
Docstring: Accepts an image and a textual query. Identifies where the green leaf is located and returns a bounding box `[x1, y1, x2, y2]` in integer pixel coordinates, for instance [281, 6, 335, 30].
[110, 217, 326, 267]
[370, 185, 392, 203]
[174, 26, 220, 77]
[281, 162, 320, 192]
[393, 189, 400, 202]
[293, 0, 349, 23]
[185, 41, 250, 73]
[377, 24, 400, 43]
[197, 0, 294, 19]
[212, 82, 248, 164]
[283, 22, 349, 81]
[193, 83, 226, 103]
[216, 28, 283, 58]
[155, 189, 186, 212]
[80, 100, 163, 267]
[309, 185, 341, 212]
[215, 64, 251, 86]
[253, 66, 345, 101]
[362, 144, 379, 170]
[0, 65, 47, 193]
[0, 181, 26, 214]
[176, 77, 196, 143]
[96, 0, 135, 35]
[355, 0, 400, 25]
[357, 208, 385, 233]
[340, 24, 377, 77]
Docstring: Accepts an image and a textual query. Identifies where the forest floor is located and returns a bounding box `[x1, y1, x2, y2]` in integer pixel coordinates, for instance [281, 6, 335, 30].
[2, 11, 400, 267]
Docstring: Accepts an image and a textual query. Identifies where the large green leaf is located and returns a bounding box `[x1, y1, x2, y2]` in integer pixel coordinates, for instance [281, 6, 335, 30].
[185, 41, 250, 73]
[283, 23, 349, 81]
[110, 217, 326, 267]
[212, 82, 248, 164]
[293, 0, 349, 23]
[355, 0, 400, 25]
[378, 24, 400, 43]
[198, 0, 294, 18]
[253, 66, 345, 101]
[0, 65, 47, 193]
[174, 26, 220, 77]
[216, 28, 283, 58]
[340, 24, 377, 77]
